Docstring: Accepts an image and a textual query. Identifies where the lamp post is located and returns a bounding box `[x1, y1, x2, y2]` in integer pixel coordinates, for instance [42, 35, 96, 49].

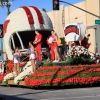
[6, 1, 11, 15]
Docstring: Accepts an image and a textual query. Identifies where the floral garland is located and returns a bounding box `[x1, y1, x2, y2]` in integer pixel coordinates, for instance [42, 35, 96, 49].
[14, 61, 32, 84]
[66, 46, 89, 58]
[25, 76, 100, 87]
[14, 66, 32, 84]
[24, 64, 100, 87]
[22, 61, 31, 71]
[30, 68, 100, 77]
[3, 72, 16, 83]
[39, 64, 99, 70]
[2, 61, 29, 84]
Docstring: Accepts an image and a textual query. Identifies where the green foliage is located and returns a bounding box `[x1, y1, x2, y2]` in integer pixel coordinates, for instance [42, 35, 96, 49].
[43, 57, 95, 66]
[53, 62, 67, 66]
[66, 56, 95, 65]
[43, 62, 53, 66]
[43, 61, 72, 66]
[26, 64, 100, 88]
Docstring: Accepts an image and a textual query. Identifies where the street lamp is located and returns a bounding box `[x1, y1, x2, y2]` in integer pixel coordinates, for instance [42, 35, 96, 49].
[6, 2, 11, 15]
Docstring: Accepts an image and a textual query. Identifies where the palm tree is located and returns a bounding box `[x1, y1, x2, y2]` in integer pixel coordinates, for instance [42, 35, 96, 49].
[42, 8, 46, 12]
[0, 0, 14, 15]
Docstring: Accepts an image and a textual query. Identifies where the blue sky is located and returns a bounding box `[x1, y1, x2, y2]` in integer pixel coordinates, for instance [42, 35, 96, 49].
[0, 0, 83, 24]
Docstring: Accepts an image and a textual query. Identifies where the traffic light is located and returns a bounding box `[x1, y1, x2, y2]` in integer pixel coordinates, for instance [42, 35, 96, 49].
[0, 25, 3, 38]
[53, 0, 59, 10]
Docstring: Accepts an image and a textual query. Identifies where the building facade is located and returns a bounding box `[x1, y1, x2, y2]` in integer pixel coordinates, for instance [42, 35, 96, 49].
[47, 0, 100, 54]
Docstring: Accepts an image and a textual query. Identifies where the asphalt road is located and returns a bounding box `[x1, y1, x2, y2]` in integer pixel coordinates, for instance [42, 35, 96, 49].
[0, 85, 100, 100]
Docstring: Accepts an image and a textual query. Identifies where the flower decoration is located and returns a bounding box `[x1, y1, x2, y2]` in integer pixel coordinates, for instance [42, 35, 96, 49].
[66, 46, 90, 58]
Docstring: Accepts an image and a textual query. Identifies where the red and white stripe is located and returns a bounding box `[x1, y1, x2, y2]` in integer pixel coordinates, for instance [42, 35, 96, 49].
[3, 20, 10, 34]
[4, 6, 45, 34]
[20, 6, 44, 29]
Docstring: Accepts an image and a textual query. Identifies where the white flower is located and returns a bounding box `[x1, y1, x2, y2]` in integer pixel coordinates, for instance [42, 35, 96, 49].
[92, 57, 96, 60]
[66, 46, 90, 58]
[91, 56, 93, 59]
[22, 61, 31, 71]
[3, 61, 32, 83]
[97, 60, 99, 63]
[3, 72, 16, 82]
[14, 65, 32, 84]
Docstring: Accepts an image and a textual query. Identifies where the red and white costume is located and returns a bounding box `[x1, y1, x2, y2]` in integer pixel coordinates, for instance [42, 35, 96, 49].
[53, 36, 58, 49]
[34, 34, 42, 60]
[47, 35, 55, 61]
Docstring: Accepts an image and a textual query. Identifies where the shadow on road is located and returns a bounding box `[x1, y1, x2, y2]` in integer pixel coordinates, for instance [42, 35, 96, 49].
[0, 94, 34, 100]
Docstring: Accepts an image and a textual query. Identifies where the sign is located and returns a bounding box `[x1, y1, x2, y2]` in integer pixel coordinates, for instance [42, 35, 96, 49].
[95, 20, 100, 24]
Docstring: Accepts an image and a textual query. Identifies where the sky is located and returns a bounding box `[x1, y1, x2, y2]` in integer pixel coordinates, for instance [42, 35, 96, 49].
[0, 0, 83, 24]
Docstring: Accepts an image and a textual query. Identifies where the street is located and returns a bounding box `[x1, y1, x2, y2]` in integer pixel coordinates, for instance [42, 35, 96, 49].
[0, 85, 100, 100]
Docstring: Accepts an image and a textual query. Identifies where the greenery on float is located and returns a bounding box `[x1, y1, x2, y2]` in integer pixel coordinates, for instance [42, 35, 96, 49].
[66, 56, 95, 65]
[25, 64, 100, 87]
[43, 56, 95, 66]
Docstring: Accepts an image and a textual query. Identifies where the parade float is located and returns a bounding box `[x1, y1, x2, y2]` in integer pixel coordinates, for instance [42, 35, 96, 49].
[0, 6, 100, 88]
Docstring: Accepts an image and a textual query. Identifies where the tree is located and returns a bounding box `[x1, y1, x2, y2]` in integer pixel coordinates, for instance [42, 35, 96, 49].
[42, 8, 46, 12]
[0, 0, 14, 15]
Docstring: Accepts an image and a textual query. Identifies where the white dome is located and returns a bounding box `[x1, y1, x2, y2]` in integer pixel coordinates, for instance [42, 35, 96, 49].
[3, 6, 53, 60]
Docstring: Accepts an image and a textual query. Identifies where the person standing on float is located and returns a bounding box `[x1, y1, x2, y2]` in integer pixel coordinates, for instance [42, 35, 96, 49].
[33, 30, 42, 61]
[52, 31, 60, 62]
[46, 33, 55, 61]
[12, 47, 22, 76]
[79, 34, 91, 49]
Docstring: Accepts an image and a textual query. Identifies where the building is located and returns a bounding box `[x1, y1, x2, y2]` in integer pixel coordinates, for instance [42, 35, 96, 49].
[47, 0, 100, 54]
